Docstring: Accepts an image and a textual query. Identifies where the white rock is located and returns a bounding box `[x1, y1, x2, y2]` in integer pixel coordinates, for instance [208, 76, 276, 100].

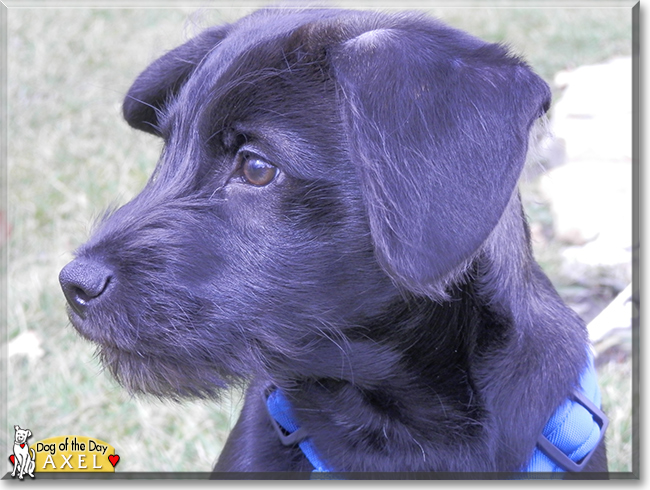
[540, 160, 632, 249]
[552, 57, 632, 164]
[588, 284, 633, 344]
[539, 57, 633, 274]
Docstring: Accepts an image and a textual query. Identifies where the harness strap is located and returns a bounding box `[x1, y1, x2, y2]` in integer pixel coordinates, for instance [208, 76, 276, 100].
[265, 389, 335, 473]
[525, 351, 608, 472]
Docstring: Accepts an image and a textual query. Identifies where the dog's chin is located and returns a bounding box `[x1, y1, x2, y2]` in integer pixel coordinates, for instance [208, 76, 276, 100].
[67, 303, 251, 399]
[97, 344, 233, 400]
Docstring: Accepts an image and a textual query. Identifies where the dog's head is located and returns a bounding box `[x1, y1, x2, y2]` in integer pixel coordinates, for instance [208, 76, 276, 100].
[59, 9, 550, 398]
[14, 426, 31, 444]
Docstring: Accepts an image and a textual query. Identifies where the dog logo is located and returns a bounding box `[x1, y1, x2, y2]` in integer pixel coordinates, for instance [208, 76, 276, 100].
[10, 425, 36, 479]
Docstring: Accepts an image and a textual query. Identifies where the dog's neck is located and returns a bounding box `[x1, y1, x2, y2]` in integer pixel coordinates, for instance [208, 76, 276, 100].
[266, 279, 498, 467]
[265, 239, 587, 471]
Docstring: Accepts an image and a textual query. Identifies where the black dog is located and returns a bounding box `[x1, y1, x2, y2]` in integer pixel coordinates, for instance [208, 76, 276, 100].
[59, 8, 608, 476]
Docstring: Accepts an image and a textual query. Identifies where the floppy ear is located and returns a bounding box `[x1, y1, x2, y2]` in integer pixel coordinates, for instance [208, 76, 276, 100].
[122, 26, 228, 136]
[329, 22, 550, 297]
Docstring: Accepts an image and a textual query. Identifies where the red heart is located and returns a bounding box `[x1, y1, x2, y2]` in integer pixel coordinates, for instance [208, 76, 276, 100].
[9, 455, 15, 465]
[20, 444, 25, 449]
[108, 454, 120, 467]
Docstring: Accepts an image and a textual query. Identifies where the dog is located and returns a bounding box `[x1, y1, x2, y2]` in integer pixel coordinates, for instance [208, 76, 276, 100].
[59, 8, 608, 476]
[11, 425, 36, 479]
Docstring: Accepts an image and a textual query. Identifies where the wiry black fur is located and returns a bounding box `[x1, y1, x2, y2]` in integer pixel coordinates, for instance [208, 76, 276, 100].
[59, 8, 607, 475]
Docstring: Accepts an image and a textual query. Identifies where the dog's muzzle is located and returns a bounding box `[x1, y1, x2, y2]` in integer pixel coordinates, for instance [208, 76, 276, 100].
[59, 258, 113, 320]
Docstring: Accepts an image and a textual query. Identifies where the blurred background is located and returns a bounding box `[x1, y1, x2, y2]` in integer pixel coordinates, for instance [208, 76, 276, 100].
[3, 0, 636, 474]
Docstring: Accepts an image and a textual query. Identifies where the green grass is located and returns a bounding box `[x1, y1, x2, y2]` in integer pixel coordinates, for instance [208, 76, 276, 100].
[599, 357, 633, 472]
[5, 4, 634, 474]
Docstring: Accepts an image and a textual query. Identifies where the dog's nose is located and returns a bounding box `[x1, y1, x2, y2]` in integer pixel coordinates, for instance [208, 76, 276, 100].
[59, 259, 113, 318]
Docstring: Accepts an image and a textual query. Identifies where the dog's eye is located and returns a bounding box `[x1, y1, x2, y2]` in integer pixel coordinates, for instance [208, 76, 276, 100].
[240, 152, 278, 187]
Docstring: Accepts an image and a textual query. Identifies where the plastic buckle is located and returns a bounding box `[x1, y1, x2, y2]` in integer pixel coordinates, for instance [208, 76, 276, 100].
[536, 389, 609, 472]
[264, 387, 309, 447]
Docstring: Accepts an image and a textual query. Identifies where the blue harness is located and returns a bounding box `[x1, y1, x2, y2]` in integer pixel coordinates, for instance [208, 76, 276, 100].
[265, 352, 607, 475]
[525, 351, 608, 472]
[266, 388, 336, 473]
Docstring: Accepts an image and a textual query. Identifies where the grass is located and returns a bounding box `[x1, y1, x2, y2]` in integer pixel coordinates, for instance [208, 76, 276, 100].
[5, 3, 634, 475]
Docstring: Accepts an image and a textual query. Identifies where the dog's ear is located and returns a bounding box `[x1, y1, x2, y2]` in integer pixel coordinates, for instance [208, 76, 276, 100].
[122, 26, 228, 136]
[329, 22, 550, 297]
